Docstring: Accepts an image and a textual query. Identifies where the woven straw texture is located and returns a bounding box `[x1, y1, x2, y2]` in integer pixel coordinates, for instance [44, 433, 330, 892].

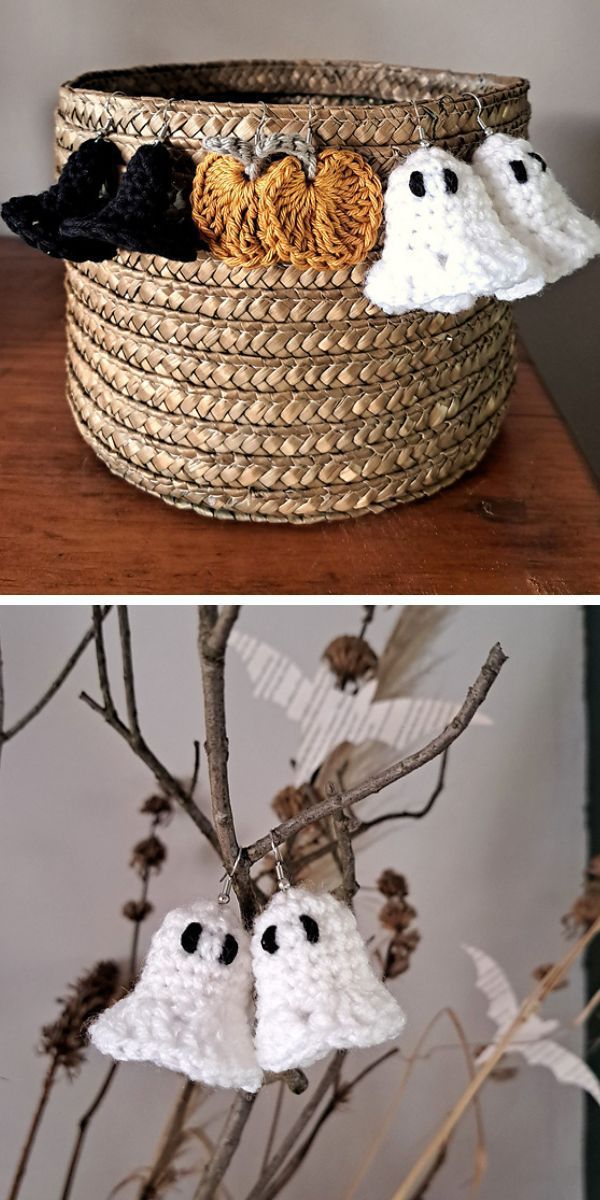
[56, 60, 529, 523]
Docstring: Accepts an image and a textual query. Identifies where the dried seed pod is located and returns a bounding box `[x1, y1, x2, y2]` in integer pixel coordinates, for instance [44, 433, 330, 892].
[323, 634, 378, 688]
[130, 834, 167, 877]
[122, 899, 154, 923]
[40, 960, 120, 1075]
[377, 869, 409, 898]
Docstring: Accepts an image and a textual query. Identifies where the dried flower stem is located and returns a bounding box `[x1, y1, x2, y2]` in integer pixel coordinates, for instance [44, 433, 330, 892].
[260, 1081, 286, 1173]
[81, 607, 218, 852]
[358, 746, 450, 833]
[59, 818, 156, 1200]
[248, 644, 506, 864]
[193, 1090, 257, 1200]
[390, 914, 600, 1200]
[6, 1059, 59, 1200]
[138, 1078, 197, 1200]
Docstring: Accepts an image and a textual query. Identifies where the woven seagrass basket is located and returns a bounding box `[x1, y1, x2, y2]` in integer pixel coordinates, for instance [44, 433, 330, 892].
[56, 61, 529, 523]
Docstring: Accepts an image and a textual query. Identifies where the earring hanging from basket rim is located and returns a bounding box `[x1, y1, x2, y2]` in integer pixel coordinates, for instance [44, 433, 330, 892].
[412, 99, 432, 149]
[465, 92, 493, 138]
[218, 849, 243, 906]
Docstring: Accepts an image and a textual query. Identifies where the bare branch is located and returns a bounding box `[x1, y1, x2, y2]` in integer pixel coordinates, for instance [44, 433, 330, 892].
[197, 607, 256, 921]
[244, 1053, 345, 1200]
[358, 746, 450, 833]
[81, 608, 218, 853]
[1, 607, 112, 744]
[138, 1079, 197, 1200]
[117, 607, 141, 738]
[248, 643, 507, 864]
[333, 807, 358, 905]
[193, 1090, 256, 1200]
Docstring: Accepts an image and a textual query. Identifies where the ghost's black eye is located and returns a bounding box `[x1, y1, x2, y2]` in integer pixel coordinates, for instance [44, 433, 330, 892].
[218, 933, 238, 966]
[409, 170, 426, 197]
[509, 159, 528, 184]
[528, 151, 547, 173]
[443, 168, 459, 194]
[181, 922, 202, 954]
[261, 925, 279, 954]
[299, 914, 320, 944]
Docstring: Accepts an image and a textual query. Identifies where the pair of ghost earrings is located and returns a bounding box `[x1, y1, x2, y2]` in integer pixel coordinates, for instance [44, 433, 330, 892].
[1, 106, 197, 262]
[365, 97, 600, 316]
[89, 846, 405, 1092]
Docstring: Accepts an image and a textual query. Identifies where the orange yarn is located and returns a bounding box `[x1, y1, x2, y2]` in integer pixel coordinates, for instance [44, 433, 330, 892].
[260, 149, 383, 270]
[191, 148, 383, 270]
[191, 152, 278, 266]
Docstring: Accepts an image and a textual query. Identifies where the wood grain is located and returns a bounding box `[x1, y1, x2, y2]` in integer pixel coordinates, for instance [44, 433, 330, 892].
[0, 238, 598, 596]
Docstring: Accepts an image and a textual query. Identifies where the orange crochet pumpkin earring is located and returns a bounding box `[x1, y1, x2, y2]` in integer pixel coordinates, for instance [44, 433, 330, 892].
[191, 104, 383, 271]
[259, 106, 382, 270]
[191, 118, 280, 266]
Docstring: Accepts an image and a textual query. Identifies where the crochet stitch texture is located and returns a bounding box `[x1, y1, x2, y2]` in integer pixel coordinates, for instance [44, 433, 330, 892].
[251, 886, 405, 1073]
[191, 149, 382, 270]
[364, 145, 544, 315]
[472, 132, 600, 289]
[89, 901, 262, 1092]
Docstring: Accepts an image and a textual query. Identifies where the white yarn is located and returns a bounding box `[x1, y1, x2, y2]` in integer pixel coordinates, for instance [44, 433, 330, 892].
[251, 886, 405, 1073]
[473, 133, 600, 289]
[364, 145, 544, 315]
[89, 901, 263, 1092]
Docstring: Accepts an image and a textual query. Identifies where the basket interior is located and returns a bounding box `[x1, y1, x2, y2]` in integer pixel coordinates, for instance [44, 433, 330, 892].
[66, 60, 526, 109]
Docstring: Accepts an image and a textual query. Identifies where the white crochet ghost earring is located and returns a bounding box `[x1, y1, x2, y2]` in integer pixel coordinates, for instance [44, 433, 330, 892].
[89, 856, 263, 1092]
[471, 95, 600, 287]
[251, 836, 405, 1074]
[364, 101, 543, 316]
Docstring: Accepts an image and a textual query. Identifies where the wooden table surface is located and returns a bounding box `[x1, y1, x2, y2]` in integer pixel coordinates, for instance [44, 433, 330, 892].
[1, 238, 598, 597]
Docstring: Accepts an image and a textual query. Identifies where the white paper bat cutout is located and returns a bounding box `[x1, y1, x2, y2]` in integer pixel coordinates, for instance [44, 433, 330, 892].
[230, 630, 491, 784]
[464, 944, 600, 1106]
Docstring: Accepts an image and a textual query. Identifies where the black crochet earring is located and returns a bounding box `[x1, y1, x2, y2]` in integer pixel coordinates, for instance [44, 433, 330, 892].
[62, 107, 199, 262]
[1, 108, 123, 261]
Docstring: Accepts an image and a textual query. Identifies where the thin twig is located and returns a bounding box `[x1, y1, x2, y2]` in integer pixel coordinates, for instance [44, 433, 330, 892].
[358, 745, 450, 833]
[193, 1091, 257, 1200]
[244, 1054, 345, 1200]
[6, 1059, 59, 1200]
[197, 607, 256, 923]
[260, 1081, 286, 1173]
[333, 806, 358, 905]
[138, 1078, 197, 1200]
[390, 914, 600, 1200]
[248, 644, 506, 864]
[0, 607, 112, 746]
[81, 607, 218, 852]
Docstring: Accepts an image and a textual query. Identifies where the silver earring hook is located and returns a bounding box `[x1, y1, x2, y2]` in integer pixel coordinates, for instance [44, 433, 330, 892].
[96, 92, 122, 139]
[412, 100, 431, 149]
[155, 98, 176, 143]
[270, 832, 290, 892]
[466, 92, 492, 137]
[306, 98, 315, 147]
[218, 848, 242, 905]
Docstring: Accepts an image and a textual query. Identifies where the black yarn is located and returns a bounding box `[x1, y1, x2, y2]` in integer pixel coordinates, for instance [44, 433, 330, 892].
[443, 168, 459, 194]
[181, 922, 203, 953]
[1, 137, 122, 260]
[62, 142, 199, 261]
[409, 170, 426, 197]
[261, 925, 279, 955]
[299, 914, 319, 943]
[509, 159, 529, 185]
[218, 933, 239, 966]
[528, 151, 547, 173]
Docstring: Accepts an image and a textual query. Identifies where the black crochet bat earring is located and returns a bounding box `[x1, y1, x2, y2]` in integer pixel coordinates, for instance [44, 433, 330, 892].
[1, 108, 123, 261]
[62, 109, 199, 261]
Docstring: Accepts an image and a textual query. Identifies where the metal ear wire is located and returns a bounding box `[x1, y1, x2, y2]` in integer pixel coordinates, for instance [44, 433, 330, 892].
[306, 98, 315, 147]
[155, 98, 176, 143]
[466, 92, 492, 137]
[271, 832, 291, 892]
[412, 100, 431, 149]
[218, 848, 242, 905]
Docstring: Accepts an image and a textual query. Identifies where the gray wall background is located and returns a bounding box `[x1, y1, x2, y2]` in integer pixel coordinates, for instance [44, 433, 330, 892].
[0, 604, 588, 1200]
[1, 2, 599, 473]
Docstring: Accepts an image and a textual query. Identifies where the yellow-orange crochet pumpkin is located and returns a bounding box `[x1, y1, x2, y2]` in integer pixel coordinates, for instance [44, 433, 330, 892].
[191, 148, 383, 270]
[191, 152, 279, 267]
[260, 149, 383, 270]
